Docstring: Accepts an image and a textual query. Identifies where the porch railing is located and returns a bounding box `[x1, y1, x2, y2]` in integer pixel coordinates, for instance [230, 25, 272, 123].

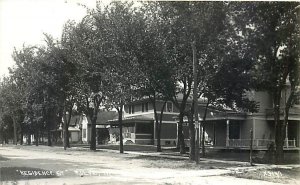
[123, 132, 135, 139]
[227, 139, 296, 148]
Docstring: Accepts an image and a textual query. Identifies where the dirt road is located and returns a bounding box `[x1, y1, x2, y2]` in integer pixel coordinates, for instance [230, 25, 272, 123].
[0, 145, 298, 185]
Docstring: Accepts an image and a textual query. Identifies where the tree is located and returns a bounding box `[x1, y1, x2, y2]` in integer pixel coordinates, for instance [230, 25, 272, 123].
[63, 15, 107, 151]
[11, 45, 42, 145]
[234, 2, 300, 163]
[150, 2, 227, 156]
[134, 2, 177, 152]
[0, 75, 25, 145]
[0, 79, 18, 144]
[94, 1, 146, 153]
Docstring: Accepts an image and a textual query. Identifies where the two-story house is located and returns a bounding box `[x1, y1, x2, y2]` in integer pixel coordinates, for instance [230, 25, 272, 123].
[107, 88, 300, 149]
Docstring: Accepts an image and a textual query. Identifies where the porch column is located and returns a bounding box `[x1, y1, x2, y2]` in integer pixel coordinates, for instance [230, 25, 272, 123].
[285, 122, 289, 148]
[298, 121, 300, 147]
[226, 120, 229, 147]
[134, 123, 137, 143]
[213, 122, 216, 146]
[176, 122, 178, 146]
[153, 121, 156, 145]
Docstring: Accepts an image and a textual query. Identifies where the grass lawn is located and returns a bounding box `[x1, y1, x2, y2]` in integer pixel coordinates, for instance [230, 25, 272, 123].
[130, 155, 249, 170]
[97, 144, 163, 152]
[229, 167, 300, 184]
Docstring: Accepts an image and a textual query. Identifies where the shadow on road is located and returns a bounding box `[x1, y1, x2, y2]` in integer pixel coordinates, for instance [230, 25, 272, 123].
[0, 167, 57, 181]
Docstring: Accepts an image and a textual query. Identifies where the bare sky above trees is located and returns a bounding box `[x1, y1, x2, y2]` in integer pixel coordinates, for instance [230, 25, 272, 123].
[0, 0, 97, 76]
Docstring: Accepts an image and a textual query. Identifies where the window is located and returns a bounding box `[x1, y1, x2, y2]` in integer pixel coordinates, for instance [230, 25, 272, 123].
[229, 122, 240, 139]
[128, 105, 135, 114]
[136, 123, 152, 134]
[166, 102, 173, 112]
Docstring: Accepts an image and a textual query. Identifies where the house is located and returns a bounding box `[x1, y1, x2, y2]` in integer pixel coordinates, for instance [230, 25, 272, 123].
[81, 110, 118, 144]
[50, 115, 82, 144]
[107, 89, 300, 149]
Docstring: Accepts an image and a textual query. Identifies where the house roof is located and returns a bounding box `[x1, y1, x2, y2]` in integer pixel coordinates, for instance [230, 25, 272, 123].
[96, 111, 118, 125]
[126, 94, 208, 105]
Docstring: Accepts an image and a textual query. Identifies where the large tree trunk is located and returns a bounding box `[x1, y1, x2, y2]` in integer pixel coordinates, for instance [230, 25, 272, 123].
[118, 106, 124, 153]
[13, 117, 17, 145]
[152, 95, 160, 152]
[66, 129, 70, 147]
[157, 121, 162, 152]
[47, 130, 52, 146]
[27, 133, 31, 145]
[90, 95, 102, 151]
[274, 90, 284, 164]
[66, 108, 72, 148]
[201, 124, 206, 157]
[46, 110, 56, 147]
[188, 113, 195, 161]
[201, 101, 209, 157]
[34, 127, 39, 146]
[0, 127, 3, 144]
[157, 101, 167, 152]
[63, 105, 71, 150]
[20, 124, 23, 145]
[63, 112, 68, 150]
[155, 119, 161, 152]
[151, 94, 162, 152]
[178, 113, 186, 154]
[90, 115, 97, 151]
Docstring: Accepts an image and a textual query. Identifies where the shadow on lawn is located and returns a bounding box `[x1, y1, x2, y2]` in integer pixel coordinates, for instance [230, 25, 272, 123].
[131, 155, 187, 161]
[0, 156, 9, 161]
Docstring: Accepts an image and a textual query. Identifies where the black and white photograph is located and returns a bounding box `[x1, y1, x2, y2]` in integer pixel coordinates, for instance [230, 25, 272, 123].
[0, 0, 299, 184]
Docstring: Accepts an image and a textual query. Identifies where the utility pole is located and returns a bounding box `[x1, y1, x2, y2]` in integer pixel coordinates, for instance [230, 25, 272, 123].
[192, 41, 200, 164]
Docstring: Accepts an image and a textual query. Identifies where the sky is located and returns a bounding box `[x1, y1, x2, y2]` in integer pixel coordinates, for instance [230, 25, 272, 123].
[0, 0, 98, 77]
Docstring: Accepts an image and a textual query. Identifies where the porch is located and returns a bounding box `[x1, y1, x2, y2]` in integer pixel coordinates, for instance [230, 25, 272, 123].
[108, 115, 154, 145]
[204, 119, 300, 149]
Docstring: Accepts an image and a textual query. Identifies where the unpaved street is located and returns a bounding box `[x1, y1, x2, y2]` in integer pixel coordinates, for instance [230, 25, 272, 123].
[0, 145, 298, 185]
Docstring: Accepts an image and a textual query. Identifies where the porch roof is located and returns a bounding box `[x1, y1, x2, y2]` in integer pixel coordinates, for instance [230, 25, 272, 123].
[107, 114, 154, 124]
[177, 111, 247, 122]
